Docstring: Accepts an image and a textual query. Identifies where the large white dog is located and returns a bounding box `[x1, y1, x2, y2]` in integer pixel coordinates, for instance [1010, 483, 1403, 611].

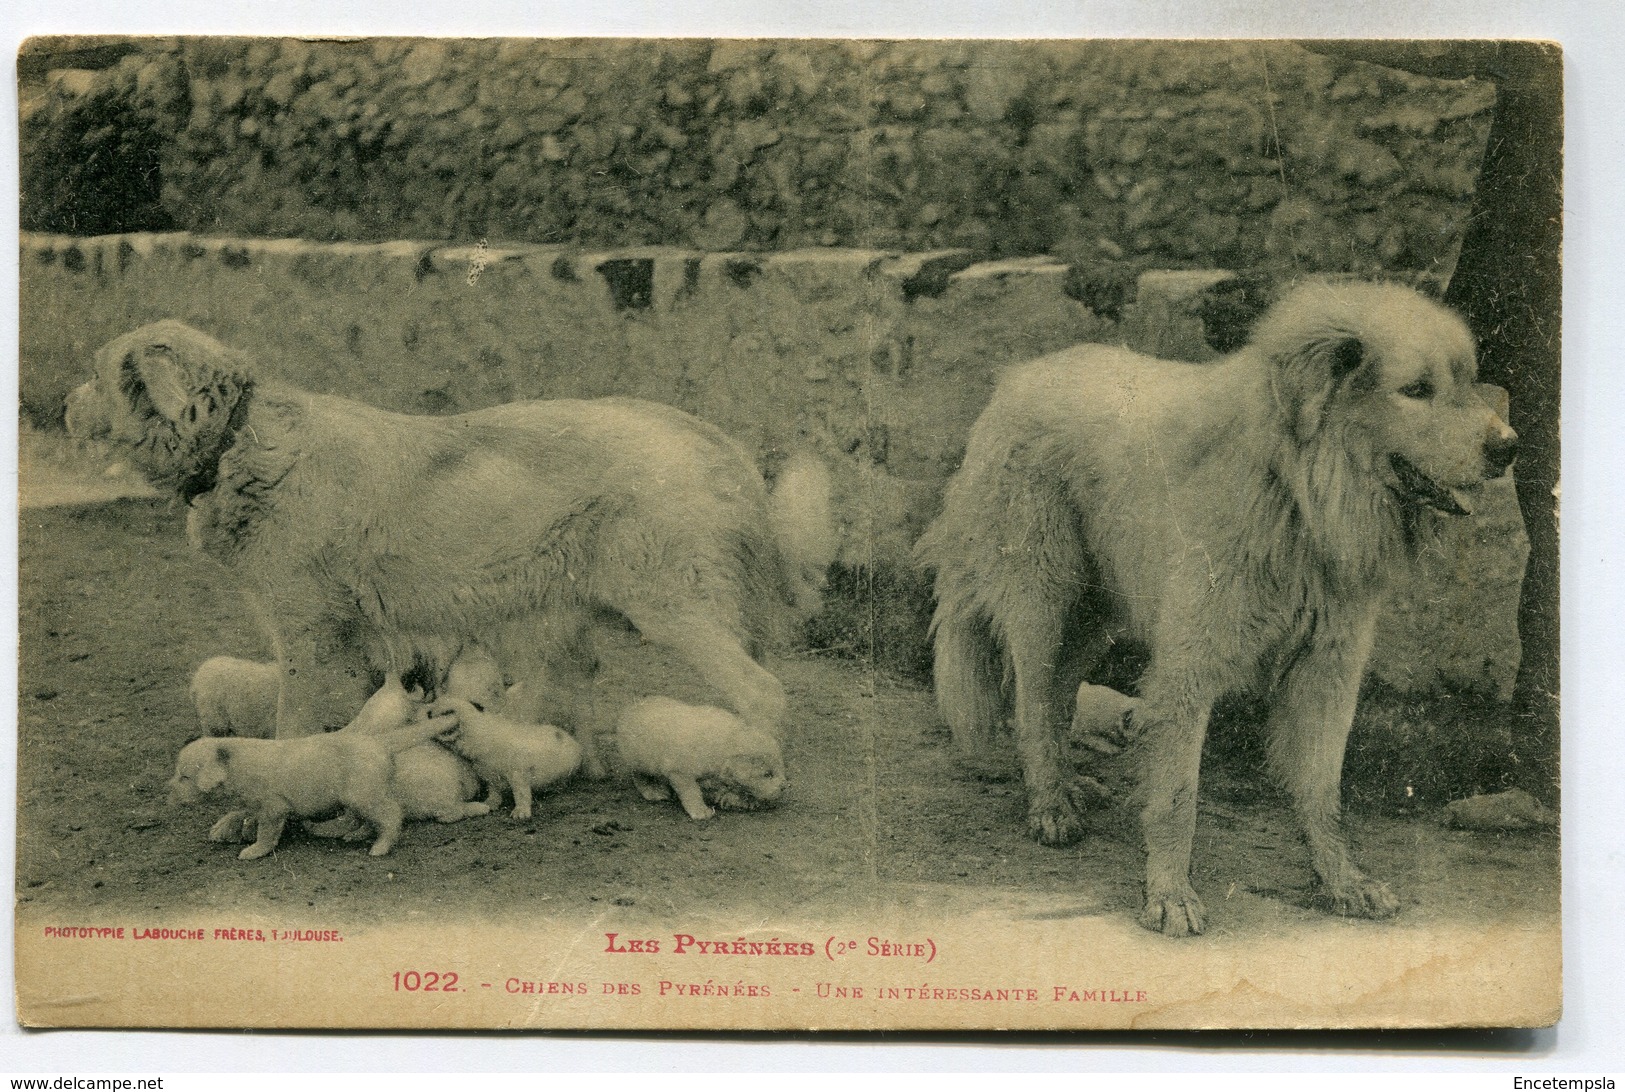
[917, 281, 1518, 935]
[68, 321, 836, 750]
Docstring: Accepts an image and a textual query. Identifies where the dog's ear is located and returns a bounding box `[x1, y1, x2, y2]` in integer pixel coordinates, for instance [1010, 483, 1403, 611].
[1272, 333, 1369, 444]
[1327, 337, 1365, 384]
[114, 324, 253, 436]
[194, 743, 231, 793]
[129, 343, 194, 423]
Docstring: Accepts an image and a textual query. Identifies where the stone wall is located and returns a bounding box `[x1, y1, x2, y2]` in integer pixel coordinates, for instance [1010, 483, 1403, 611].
[21, 231, 1527, 715]
[22, 38, 1495, 280]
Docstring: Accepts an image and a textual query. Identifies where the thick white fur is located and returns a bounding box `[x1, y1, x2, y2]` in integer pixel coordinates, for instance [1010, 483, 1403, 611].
[428, 699, 582, 820]
[615, 696, 787, 821]
[67, 321, 836, 747]
[322, 676, 488, 833]
[190, 656, 280, 738]
[167, 710, 448, 859]
[203, 674, 487, 846]
[917, 280, 1518, 936]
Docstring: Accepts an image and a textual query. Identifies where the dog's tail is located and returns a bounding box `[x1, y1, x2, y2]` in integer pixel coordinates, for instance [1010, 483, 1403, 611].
[929, 601, 1009, 761]
[769, 453, 839, 616]
[915, 519, 1010, 763]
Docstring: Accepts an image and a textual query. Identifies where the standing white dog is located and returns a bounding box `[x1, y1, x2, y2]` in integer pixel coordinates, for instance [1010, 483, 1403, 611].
[167, 711, 450, 860]
[427, 699, 582, 821]
[918, 280, 1518, 935]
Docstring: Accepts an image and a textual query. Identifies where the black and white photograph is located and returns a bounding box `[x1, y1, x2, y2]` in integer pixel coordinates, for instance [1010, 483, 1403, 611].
[13, 34, 1563, 1031]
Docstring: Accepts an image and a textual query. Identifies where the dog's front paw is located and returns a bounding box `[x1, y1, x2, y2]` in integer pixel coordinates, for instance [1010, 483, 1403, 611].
[237, 842, 274, 861]
[1140, 885, 1207, 937]
[1027, 799, 1083, 846]
[209, 810, 256, 843]
[1321, 875, 1400, 919]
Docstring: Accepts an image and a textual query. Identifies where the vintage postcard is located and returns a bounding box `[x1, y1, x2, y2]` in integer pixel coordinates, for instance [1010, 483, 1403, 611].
[14, 37, 1561, 1030]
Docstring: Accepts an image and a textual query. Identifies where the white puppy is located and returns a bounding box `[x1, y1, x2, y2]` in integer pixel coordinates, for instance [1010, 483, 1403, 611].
[616, 697, 787, 821]
[429, 699, 582, 820]
[303, 676, 489, 839]
[168, 711, 448, 860]
[190, 656, 281, 738]
[443, 644, 509, 710]
[1071, 682, 1141, 756]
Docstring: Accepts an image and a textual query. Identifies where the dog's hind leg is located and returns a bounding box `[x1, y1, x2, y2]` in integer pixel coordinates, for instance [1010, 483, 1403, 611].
[208, 809, 257, 843]
[508, 772, 535, 820]
[1005, 601, 1086, 846]
[357, 798, 405, 856]
[958, 473, 1092, 844]
[626, 608, 788, 733]
[304, 813, 366, 839]
[1267, 609, 1398, 920]
[633, 774, 673, 802]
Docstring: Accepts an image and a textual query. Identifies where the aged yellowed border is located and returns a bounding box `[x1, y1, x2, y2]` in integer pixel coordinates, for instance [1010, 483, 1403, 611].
[16, 911, 1560, 1029]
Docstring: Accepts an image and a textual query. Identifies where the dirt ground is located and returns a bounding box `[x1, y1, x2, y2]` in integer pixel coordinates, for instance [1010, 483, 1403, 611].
[15, 466, 1560, 941]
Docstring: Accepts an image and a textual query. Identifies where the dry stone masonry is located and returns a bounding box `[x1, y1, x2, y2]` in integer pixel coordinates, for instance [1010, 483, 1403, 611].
[24, 38, 1494, 278]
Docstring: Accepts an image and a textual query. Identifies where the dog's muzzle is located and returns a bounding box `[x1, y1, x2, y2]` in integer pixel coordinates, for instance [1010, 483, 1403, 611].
[63, 382, 110, 441]
[1484, 433, 1520, 477]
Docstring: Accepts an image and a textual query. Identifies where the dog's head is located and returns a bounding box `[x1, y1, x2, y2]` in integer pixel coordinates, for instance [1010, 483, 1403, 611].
[1258, 281, 1518, 516]
[718, 738, 788, 805]
[66, 321, 256, 500]
[442, 646, 508, 709]
[168, 738, 231, 805]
